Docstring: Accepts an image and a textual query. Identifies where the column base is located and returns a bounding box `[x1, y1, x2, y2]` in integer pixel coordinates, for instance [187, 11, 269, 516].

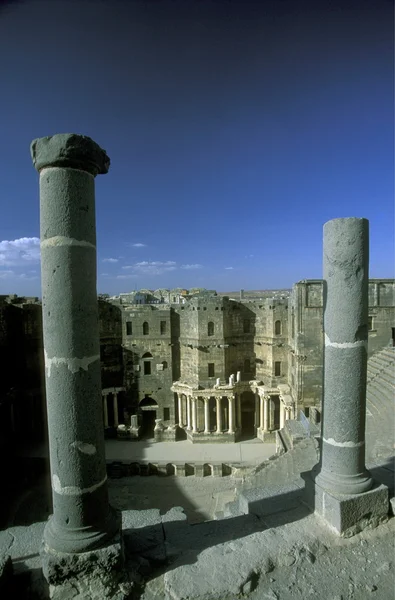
[315, 467, 373, 495]
[41, 530, 132, 599]
[43, 506, 120, 555]
[304, 475, 389, 538]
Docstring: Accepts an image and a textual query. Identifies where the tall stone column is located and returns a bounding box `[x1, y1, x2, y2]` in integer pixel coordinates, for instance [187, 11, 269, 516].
[178, 393, 183, 426]
[279, 402, 285, 430]
[216, 397, 222, 433]
[103, 393, 109, 428]
[263, 396, 270, 431]
[113, 392, 119, 427]
[259, 395, 264, 430]
[31, 134, 119, 555]
[308, 217, 388, 538]
[204, 398, 210, 433]
[228, 395, 235, 434]
[192, 398, 198, 433]
[316, 218, 372, 495]
[186, 395, 192, 430]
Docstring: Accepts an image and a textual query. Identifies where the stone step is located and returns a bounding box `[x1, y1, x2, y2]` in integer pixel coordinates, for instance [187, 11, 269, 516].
[238, 479, 304, 518]
[369, 354, 395, 370]
[379, 369, 395, 386]
[366, 387, 394, 412]
[369, 378, 395, 399]
[379, 347, 395, 359]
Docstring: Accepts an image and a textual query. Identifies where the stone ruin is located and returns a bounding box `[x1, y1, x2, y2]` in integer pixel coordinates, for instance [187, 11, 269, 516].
[0, 133, 391, 599]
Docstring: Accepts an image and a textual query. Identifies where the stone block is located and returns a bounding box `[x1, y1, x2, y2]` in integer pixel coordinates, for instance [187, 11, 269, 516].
[239, 481, 304, 517]
[211, 463, 223, 477]
[174, 463, 186, 477]
[41, 535, 132, 599]
[306, 480, 389, 537]
[194, 462, 205, 477]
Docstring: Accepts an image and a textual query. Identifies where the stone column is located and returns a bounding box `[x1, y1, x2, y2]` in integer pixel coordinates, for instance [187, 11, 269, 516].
[263, 396, 270, 431]
[178, 393, 183, 426]
[204, 398, 210, 433]
[316, 218, 372, 495]
[103, 393, 109, 428]
[192, 397, 198, 433]
[259, 395, 264, 430]
[113, 392, 119, 427]
[31, 134, 118, 554]
[186, 395, 192, 430]
[228, 395, 235, 434]
[216, 397, 222, 433]
[279, 402, 285, 430]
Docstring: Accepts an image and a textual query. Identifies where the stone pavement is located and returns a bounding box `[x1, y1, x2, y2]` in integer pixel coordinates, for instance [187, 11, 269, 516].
[105, 438, 277, 466]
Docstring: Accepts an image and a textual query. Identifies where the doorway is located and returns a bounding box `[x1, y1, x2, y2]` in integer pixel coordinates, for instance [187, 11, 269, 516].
[240, 391, 256, 440]
[139, 397, 158, 439]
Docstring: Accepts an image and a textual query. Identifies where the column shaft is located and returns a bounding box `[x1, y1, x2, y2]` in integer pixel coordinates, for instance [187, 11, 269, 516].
[279, 402, 285, 430]
[259, 395, 264, 430]
[216, 397, 222, 433]
[192, 398, 198, 433]
[204, 398, 210, 433]
[186, 396, 192, 430]
[178, 394, 183, 426]
[228, 396, 235, 434]
[263, 397, 269, 431]
[113, 393, 119, 427]
[103, 394, 109, 427]
[317, 217, 372, 495]
[32, 133, 117, 553]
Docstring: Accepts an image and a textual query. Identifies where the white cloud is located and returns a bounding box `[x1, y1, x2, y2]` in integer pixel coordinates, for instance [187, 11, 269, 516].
[0, 237, 40, 266]
[132, 243, 146, 248]
[180, 264, 203, 270]
[116, 274, 138, 279]
[102, 258, 118, 263]
[0, 270, 38, 280]
[134, 261, 176, 275]
[225, 267, 234, 270]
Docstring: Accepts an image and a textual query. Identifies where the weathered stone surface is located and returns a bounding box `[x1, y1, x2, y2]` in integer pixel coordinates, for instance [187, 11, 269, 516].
[41, 537, 132, 600]
[317, 218, 372, 496]
[31, 133, 110, 175]
[309, 481, 389, 538]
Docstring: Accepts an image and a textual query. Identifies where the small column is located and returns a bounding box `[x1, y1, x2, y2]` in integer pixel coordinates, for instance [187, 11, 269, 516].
[285, 407, 291, 421]
[113, 392, 119, 427]
[31, 134, 118, 554]
[259, 395, 264, 430]
[279, 401, 285, 430]
[192, 398, 198, 433]
[178, 393, 183, 426]
[186, 395, 192, 430]
[228, 395, 235, 434]
[216, 397, 222, 433]
[263, 396, 270, 431]
[236, 371, 241, 382]
[317, 218, 372, 495]
[103, 393, 109, 428]
[204, 398, 210, 433]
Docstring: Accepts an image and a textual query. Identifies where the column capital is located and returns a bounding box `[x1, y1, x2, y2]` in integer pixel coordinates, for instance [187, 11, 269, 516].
[31, 133, 110, 176]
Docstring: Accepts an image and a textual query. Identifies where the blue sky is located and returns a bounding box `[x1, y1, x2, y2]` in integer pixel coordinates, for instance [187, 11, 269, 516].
[0, 0, 393, 297]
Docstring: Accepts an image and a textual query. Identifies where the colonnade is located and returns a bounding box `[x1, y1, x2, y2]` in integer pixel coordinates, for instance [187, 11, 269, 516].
[102, 388, 124, 427]
[176, 393, 237, 434]
[176, 391, 293, 436]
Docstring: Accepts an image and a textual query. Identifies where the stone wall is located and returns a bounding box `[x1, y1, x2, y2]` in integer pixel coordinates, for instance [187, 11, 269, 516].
[288, 278, 395, 417]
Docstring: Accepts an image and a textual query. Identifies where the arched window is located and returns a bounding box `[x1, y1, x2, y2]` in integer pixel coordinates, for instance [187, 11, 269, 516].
[208, 321, 214, 336]
[143, 321, 149, 335]
[244, 358, 251, 373]
[243, 319, 250, 334]
[275, 320, 281, 335]
[162, 361, 168, 369]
